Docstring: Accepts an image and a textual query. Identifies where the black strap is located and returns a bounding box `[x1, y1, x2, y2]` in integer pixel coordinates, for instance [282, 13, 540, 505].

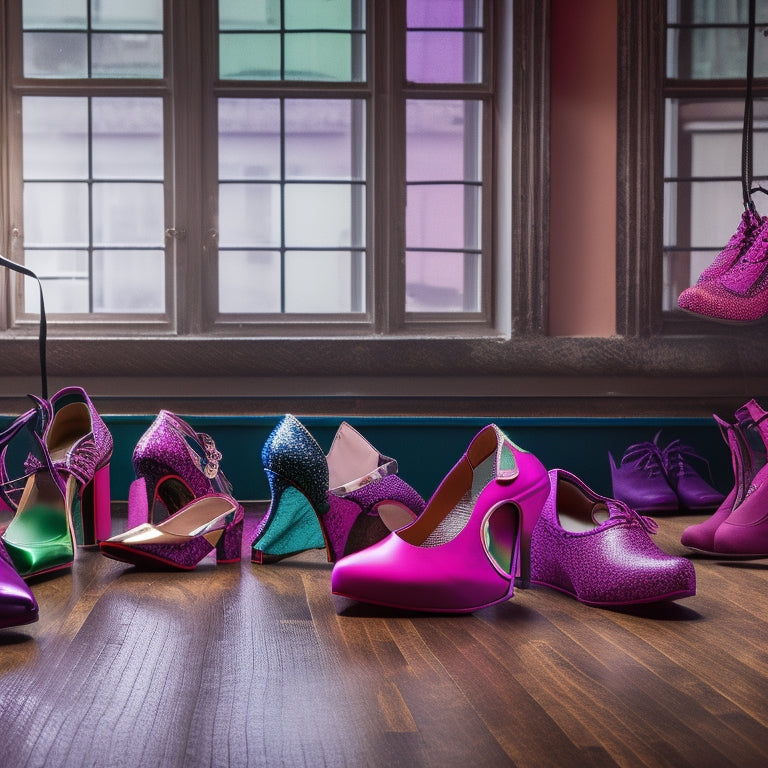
[0, 255, 48, 400]
[743, 0, 757, 211]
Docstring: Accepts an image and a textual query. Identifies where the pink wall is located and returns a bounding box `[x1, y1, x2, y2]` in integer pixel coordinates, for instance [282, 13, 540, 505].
[549, 0, 617, 336]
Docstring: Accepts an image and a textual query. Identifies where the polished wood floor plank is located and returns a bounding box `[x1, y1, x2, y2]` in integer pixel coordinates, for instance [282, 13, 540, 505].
[2, 512, 768, 767]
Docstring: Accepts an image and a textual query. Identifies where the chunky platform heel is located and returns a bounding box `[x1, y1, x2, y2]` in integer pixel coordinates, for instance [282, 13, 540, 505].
[252, 415, 426, 565]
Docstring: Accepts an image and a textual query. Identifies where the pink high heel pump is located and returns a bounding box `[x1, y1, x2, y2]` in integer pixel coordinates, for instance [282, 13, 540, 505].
[331, 424, 550, 613]
[128, 411, 232, 529]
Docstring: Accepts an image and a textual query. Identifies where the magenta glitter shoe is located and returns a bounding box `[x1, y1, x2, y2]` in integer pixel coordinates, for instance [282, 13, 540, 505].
[128, 411, 233, 529]
[681, 402, 765, 553]
[252, 415, 425, 564]
[608, 436, 678, 513]
[530, 470, 696, 606]
[331, 425, 550, 613]
[100, 493, 244, 570]
[677, 217, 768, 323]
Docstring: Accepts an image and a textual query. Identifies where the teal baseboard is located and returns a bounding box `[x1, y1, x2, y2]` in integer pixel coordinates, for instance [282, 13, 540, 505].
[0, 414, 731, 504]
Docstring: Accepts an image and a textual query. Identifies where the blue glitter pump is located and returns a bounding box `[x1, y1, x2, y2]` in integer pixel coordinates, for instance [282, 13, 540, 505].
[251, 415, 426, 564]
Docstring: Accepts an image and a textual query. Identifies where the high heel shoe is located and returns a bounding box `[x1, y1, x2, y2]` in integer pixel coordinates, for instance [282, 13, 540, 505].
[100, 493, 244, 570]
[128, 410, 233, 529]
[251, 415, 426, 564]
[681, 401, 767, 553]
[1, 386, 113, 577]
[530, 469, 696, 606]
[330, 424, 550, 613]
[711, 399, 768, 556]
[0, 548, 38, 629]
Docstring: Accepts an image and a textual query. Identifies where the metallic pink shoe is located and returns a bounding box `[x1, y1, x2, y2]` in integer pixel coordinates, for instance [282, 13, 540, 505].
[530, 469, 696, 606]
[100, 493, 243, 570]
[331, 424, 550, 613]
[0, 548, 38, 629]
[677, 217, 768, 323]
[128, 411, 233, 529]
[681, 402, 765, 553]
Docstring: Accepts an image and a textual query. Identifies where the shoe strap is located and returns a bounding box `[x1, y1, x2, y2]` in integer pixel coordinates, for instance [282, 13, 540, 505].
[0, 255, 48, 399]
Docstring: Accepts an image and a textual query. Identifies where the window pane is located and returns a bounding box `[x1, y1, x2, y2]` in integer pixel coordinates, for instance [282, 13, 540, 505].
[92, 183, 164, 246]
[92, 32, 163, 77]
[406, 251, 480, 312]
[23, 0, 86, 29]
[24, 183, 89, 247]
[24, 251, 89, 313]
[24, 32, 88, 77]
[219, 0, 280, 30]
[406, 185, 480, 250]
[285, 100, 364, 180]
[284, 251, 364, 312]
[285, 184, 364, 247]
[92, 98, 164, 179]
[285, 0, 364, 30]
[407, 0, 482, 27]
[285, 32, 362, 81]
[407, 100, 481, 182]
[23, 97, 89, 179]
[218, 251, 282, 313]
[219, 1, 365, 81]
[219, 98, 281, 180]
[91, 0, 163, 30]
[93, 250, 164, 312]
[22, 0, 163, 78]
[407, 31, 482, 83]
[219, 33, 281, 79]
[219, 183, 280, 247]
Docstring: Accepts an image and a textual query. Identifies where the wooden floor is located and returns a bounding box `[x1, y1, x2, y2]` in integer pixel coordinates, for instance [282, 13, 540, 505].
[1, 507, 768, 768]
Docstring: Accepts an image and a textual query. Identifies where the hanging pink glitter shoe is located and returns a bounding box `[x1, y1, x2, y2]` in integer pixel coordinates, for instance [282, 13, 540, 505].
[331, 425, 549, 613]
[530, 470, 696, 606]
[677, 217, 768, 323]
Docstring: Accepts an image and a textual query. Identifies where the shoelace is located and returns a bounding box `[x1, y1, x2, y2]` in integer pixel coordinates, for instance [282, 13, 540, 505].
[661, 439, 714, 483]
[605, 500, 659, 535]
[620, 441, 666, 478]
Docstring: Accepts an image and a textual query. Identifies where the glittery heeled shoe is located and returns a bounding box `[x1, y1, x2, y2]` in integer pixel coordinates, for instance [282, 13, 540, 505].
[2, 386, 113, 578]
[251, 415, 426, 564]
[530, 469, 696, 606]
[128, 411, 233, 529]
[100, 493, 243, 570]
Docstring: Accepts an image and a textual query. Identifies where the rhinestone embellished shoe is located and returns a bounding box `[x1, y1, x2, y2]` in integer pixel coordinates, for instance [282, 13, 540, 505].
[530, 469, 696, 606]
[331, 424, 550, 613]
[252, 415, 426, 564]
[128, 411, 233, 530]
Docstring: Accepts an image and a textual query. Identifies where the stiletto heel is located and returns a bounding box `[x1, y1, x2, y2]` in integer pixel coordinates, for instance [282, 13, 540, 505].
[252, 415, 426, 564]
[100, 493, 244, 570]
[331, 424, 549, 613]
[128, 410, 232, 529]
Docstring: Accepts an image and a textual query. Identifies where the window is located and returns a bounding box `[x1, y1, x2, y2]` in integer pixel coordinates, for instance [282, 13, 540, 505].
[3, 0, 497, 336]
[663, 0, 768, 313]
